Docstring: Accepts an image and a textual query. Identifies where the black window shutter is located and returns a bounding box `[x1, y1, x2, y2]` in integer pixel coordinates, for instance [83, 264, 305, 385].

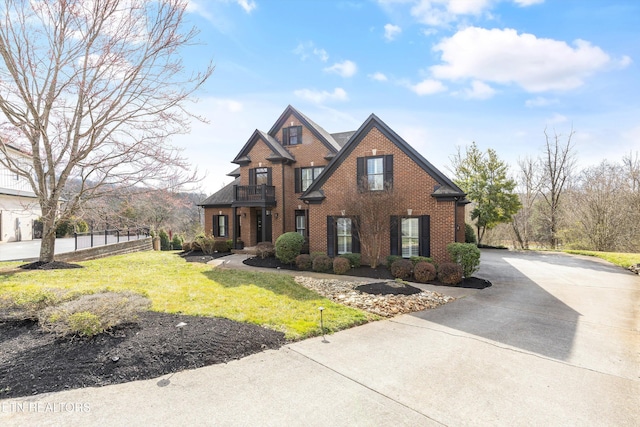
[294, 168, 301, 193]
[282, 127, 289, 145]
[351, 216, 361, 254]
[297, 126, 302, 144]
[390, 216, 399, 256]
[356, 157, 365, 191]
[267, 167, 272, 185]
[223, 215, 229, 237]
[249, 169, 256, 186]
[326, 216, 335, 257]
[213, 215, 219, 237]
[420, 215, 431, 257]
[384, 155, 394, 188]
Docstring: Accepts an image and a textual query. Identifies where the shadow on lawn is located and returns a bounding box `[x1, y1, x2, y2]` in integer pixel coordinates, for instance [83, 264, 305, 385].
[201, 269, 325, 302]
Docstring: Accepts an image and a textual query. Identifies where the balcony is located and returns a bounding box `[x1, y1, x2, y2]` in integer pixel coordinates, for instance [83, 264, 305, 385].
[232, 184, 276, 207]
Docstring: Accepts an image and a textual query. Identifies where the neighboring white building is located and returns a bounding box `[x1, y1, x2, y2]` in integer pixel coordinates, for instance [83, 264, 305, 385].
[0, 144, 41, 242]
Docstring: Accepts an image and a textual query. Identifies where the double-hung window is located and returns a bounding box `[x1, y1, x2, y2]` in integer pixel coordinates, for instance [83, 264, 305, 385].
[213, 214, 228, 238]
[295, 210, 306, 237]
[336, 217, 352, 255]
[283, 126, 302, 145]
[300, 166, 324, 192]
[255, 167, 269, 186]
[356, 155, 393, 192]
[401, 218, 419, 258]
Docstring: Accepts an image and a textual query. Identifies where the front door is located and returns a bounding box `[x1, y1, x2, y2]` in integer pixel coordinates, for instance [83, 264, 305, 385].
[256, 210, 273, 243]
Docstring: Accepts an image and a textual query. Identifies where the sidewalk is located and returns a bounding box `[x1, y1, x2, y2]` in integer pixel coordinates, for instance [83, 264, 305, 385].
[0, 238, 76, 262]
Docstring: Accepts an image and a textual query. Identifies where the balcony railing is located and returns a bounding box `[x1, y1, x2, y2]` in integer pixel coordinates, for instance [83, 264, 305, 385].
[233, 184, 276, 207]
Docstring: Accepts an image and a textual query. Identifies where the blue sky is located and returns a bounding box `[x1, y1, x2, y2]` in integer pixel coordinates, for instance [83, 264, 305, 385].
[178, 0, 639, 194]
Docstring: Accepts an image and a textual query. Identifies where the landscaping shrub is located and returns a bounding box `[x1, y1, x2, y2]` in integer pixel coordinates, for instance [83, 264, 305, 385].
[386, 255, 403, 269]
[39, 291, 151, 337]
[312, 254, 333, 273]
[195, 235, 215, 254]
[339, 252, 361, 268]
[390, 259, 413, 280]
[409, 256, 434, 267]
[310, 252, 326, 262]
[226, 240, 234, 252]
[413, 261, 437, 283]
[55, 219, 73, 238]
[447, 242, 481, 277]
[256, 242, 275, 259]
[295, 254, 312, 270]
[465, 223, 477, 244]
[275, 232, 306, 264]
[182, 241, 192, 252]
[76, 219, 89, 233]
[0, 288, 78, 321]
[172, 235, 183, 250]
[333, 257, 351, 275]
[159, 230, 171, 251]
[438, 262, 463, 285]
[189, 240, 201, 251]
[213, 239, 229, 253]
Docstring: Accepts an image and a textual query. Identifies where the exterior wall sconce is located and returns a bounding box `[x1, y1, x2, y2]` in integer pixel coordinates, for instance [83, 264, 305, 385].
[407, 209, 412, 216]
[275, 213, 279, 219]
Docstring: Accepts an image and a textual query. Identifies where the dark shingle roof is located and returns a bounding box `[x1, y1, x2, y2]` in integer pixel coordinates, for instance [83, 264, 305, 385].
[198, 178, 239, 207]
[330, 131, 356, 147]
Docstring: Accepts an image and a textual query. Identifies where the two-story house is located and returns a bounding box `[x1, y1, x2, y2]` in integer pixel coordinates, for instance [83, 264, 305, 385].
[0, 144, 41, 242]
[199, 105, 467, 263]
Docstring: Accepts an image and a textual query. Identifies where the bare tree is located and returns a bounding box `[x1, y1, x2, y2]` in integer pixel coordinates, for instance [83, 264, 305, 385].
[538, 128, 576, 249]
[0, 0, 212, 262]
[511, 156, 541, 249]
[342, 179, 405, 268]
[621, 152, 640, 251]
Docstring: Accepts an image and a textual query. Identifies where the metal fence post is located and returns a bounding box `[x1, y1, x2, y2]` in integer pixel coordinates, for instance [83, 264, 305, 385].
[74, 232, 78, 251]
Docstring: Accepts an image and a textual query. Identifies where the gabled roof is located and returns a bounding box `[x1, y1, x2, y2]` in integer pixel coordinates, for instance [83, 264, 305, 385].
[232, 129, 295, 165]
[268, 105, 341, 153]
[226, 167, 240, 178]
[198, 178, 239, 207]
[301, 113, 465, 202]
[330, 131, 356, 147]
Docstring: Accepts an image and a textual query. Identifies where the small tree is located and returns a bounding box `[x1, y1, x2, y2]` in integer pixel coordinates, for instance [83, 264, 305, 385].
[447, 243, 480, 278]
[275, 232, 305, 264]
[342, 178, 405, 268]
[451, 142, 521, 243]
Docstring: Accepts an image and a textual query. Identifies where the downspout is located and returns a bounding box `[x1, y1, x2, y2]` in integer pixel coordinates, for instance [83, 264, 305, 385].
[453, 197, 458, 242]
[281, 162, 286, 235]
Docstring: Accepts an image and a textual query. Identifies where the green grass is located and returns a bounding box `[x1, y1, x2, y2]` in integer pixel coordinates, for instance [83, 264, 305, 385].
[563, 250, 640, 269]
[0, 252, 376, 339]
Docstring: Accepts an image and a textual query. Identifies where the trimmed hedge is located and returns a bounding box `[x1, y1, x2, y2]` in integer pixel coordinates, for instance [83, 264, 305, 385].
[339, 253, 361, 268]
[256, 242, 275, 259]
[390, 259, 413, 280]
[333, 257, 351, 275]
[275, 232, 306, 264]
[438, 262, 463, 285]
[447, 243, 481, 277]
[312, 254, 333, 273]
[295, 254, 312, 270]
[413, 261, 437, 283]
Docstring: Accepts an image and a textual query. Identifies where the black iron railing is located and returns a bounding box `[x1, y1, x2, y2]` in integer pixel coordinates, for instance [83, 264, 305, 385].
[74, 227, 150, 251]
[233, 184, 276, 205]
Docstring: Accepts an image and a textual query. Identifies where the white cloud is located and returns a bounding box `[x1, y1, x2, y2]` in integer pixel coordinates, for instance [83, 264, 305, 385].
[293, 88, 349, 104]
[462, 80, 495, 99]
[546, 113, 568, 124]
[384, 23, 402, 41]
[525, 96, 558, 108]
[513, 0, 544, 6]
[369, 72, 389, 82]
[236, 0, 257, 13]
[431, 27, 612, 92]
[293, 42, 329, 62]
[409, 79, 447, 95]
[324, 60, 358, 78]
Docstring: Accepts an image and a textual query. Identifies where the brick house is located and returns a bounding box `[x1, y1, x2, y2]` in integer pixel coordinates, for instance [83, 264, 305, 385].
[199, 105, 467, 263]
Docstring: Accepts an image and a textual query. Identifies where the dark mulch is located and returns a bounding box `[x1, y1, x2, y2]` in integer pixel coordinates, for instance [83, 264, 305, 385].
[242, 256, 491, 288]
[19, 261, 83, 270]
[356, 282, 422, 295]
[0, 311, 285, 399]
[179, 250, 231, 263]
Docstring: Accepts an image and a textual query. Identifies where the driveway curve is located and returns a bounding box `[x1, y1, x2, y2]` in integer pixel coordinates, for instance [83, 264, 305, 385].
[1, 250, 638, 426]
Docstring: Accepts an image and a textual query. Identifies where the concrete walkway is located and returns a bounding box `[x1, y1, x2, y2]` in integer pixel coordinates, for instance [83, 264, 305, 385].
[1, 250, 638, 426]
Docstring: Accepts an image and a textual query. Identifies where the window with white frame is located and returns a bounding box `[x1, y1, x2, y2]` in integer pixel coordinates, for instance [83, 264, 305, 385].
[301, 166, 324, 192]
[401, 217, 419, 258]
[366, 157, 384, 191]
[336, 217, 352, 255]
[295, 210, 306, 237]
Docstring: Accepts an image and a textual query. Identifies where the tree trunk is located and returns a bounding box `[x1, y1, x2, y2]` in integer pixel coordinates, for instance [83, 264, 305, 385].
[39, 218, 57, 263]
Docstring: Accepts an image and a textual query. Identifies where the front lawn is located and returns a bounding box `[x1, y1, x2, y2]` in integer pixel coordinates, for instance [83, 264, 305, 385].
[0, 252, 375, 340]
[563, 250, 640, 270]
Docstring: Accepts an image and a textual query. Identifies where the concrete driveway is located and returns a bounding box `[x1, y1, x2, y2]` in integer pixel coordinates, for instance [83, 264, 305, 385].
[1, 250, 638, 426]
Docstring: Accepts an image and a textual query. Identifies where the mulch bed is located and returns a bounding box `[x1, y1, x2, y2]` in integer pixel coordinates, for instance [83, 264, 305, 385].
[179, 250, 231, 263]
[356, 282, 422, 295]
[19, 261, 83, 270]
[242, 256, 492, 289]
[0, 311, 285, 399]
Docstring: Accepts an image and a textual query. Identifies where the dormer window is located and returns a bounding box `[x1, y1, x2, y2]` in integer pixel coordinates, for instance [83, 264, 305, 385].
[283, 126, 302, 146]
